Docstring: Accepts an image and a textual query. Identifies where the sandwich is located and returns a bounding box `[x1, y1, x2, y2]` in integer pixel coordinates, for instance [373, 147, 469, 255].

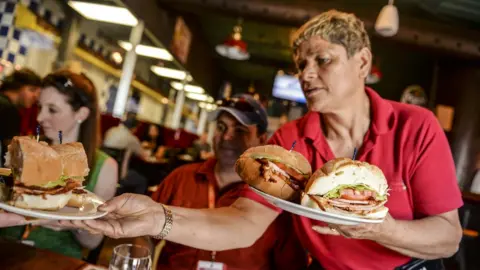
[51, 142, 91, 207]
[3, 136, 88, 210]
[301, 158, 389, 219]
[235, 145, 312, 200]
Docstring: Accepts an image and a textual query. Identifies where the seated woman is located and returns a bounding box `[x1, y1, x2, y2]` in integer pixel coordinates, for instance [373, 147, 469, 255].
[0, 70, 118, 258]
[141, 124, 166, 160]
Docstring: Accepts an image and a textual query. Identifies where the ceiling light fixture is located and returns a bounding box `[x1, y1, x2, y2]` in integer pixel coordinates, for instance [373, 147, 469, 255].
[375, 0, 399, 37]
[118, 41, 173, 61]
[110, 51, 123, 65]
[68, 1, 138, 26]
[215, 18, 250, 60]
[170, 82, 205, 94]
[151, 66, 192, 81]
[186, 93, 214, 102]
[199, 102, 217, 111]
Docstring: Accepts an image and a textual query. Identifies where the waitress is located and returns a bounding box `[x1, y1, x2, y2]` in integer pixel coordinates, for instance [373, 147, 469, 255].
[62, 9, 463, 270]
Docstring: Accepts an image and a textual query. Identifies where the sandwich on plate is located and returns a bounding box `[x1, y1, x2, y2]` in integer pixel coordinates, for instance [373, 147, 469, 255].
[301, 158, 390, 219]
[3, 136, 90, 210]
[235, 145, 312, 200]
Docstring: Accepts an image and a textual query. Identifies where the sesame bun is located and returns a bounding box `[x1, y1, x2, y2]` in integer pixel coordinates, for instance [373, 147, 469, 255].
[305, 158, 388, 197]
[301, 158, 389, 219]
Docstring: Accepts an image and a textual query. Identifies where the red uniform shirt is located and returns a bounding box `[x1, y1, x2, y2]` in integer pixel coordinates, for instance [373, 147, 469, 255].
[240, 87, 463, 270]
[151, 158, 307, 270]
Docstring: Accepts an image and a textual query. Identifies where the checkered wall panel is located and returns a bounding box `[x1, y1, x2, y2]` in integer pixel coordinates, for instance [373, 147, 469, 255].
[0, 0, 117, 69]
[21, 0, 64, 29]
[0, 1, 27, 66]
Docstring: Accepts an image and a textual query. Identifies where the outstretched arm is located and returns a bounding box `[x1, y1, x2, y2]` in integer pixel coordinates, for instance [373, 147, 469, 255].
[62, 194, 280, 251]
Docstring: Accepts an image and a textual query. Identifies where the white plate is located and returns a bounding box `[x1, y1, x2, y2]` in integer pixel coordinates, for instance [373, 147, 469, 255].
[0, 192, 107, 220]
[250, 187, 384, 225]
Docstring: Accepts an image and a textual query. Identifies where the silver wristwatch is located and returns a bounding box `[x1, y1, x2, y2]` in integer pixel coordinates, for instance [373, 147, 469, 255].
[152, 204, 173, 240]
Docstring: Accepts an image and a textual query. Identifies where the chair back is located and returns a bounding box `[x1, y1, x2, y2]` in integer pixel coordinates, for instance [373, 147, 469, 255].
[100, 146, 126, 176]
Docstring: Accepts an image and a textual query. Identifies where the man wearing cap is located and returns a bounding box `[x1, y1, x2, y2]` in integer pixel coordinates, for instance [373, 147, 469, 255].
[144, 94, 307, 270]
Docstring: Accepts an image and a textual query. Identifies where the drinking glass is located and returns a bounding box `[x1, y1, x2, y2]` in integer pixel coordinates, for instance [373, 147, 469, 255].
[108, 244, 152, 270]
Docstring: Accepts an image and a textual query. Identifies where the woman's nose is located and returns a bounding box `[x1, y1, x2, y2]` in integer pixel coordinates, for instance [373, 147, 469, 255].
[301, 65, 318, 82]
[36, 109, 45, 123]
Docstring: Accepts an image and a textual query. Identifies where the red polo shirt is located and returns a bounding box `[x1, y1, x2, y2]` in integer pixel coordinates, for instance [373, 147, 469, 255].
[240, 87, 463, 270]
[151, 158, 308, 270]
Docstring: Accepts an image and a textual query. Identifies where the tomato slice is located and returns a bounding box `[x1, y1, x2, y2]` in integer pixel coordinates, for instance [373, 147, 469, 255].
[339, 188, 375, 201]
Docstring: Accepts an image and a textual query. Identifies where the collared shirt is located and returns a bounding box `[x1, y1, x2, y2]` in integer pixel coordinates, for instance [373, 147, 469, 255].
[151, 158, 308, 270]
[0, 93, 21, 167]
[240, 87, 463, 270]
[103, 124, 143, 157]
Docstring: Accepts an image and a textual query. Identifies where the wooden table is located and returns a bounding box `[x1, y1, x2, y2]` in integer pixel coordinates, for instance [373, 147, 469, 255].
[0, 238, 88, 270]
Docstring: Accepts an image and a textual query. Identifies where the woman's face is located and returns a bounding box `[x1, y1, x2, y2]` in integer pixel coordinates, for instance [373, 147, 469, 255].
[295, 36, 370, 112]
[148, 125, 159, 138]
[37, 87, 87, 142]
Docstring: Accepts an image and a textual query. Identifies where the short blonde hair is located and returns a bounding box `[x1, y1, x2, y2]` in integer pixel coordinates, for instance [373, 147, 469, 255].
[292, 10, 371, 57]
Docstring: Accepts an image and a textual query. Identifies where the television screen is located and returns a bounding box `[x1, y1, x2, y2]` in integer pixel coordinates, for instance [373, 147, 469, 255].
[272, 74, 306, 103]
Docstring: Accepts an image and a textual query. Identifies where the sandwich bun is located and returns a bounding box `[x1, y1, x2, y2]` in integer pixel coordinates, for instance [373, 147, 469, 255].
[51, 142, 89, 178]
[9, 191, 73, 211]
[305, 158, 388, 197]
[235, 145, 311, 201]
[302, 158, 389, 220]
[67, 191, 105, 208]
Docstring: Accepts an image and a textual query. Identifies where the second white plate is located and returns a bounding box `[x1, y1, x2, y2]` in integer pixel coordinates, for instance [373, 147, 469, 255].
[250, 187, 385, 225]
[0, 192, 107, 220]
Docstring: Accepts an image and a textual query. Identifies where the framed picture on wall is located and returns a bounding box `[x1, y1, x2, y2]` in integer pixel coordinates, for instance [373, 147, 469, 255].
[170, 17, 192, 64]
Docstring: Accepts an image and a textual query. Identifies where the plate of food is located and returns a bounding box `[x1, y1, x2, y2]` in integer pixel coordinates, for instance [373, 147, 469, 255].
[0, 136, 107, 220]
[235, 145, 389, 225]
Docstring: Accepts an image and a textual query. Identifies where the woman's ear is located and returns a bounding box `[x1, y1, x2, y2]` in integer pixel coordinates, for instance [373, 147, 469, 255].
[357, 47, 372, 79]
[76, 106, 91, 123]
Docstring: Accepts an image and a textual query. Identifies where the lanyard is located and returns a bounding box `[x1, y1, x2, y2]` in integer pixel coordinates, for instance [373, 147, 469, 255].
[207, 179, 217, 262]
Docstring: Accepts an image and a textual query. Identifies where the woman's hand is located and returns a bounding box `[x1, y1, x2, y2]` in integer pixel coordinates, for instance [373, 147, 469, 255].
[59, 193, 165, 238]
[312, 213, 396, 241]
[0, 212, 26, 228]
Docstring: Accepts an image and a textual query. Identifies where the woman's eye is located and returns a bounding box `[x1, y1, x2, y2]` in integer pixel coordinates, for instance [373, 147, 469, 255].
[297, 61, 306, 71]
[48, 108, 57, 114]
[216, 124, 226, 132]
[317, 57, 330, 65]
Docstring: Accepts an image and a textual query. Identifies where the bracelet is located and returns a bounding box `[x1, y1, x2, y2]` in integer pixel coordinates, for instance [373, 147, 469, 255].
[152, 204, 173, 240]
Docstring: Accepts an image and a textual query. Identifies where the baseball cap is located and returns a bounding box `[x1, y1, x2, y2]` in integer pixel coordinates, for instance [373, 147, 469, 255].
[212, 94, 268, 134]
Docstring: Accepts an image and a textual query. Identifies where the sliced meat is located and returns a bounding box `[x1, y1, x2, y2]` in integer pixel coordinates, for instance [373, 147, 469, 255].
[270, 161, 306, 181]
[259, 160, 304, 190]
[257, 158, 307, 182]
[328, 199, 386, 213]
[13, 179, 81, 196]
[72, 188, 88, 194]
[334, 198, 371, 205]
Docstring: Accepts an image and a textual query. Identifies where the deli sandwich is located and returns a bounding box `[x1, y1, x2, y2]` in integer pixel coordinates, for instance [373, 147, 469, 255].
[301, 158, 389, 219]
[235, 145, 312, 200]
[4, 136, 89, 210]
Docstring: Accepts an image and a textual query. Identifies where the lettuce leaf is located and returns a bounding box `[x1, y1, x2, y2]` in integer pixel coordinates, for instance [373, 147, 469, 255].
[36, 175, 84, 188]
[323, 183, 387, 201]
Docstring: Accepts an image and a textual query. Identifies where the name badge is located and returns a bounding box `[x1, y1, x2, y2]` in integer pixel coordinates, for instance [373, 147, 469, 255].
[196, 260, 226, 270]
